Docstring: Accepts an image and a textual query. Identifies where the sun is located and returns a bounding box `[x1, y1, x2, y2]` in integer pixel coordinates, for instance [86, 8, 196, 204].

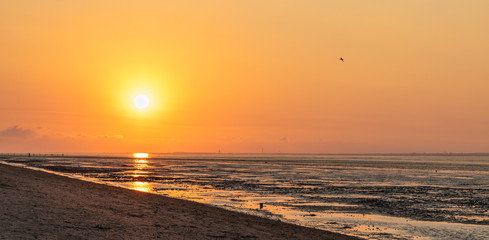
[134, 94, 150, 109]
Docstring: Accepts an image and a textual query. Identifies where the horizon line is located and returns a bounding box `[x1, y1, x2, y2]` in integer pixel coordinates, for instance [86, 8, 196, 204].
[2, 152, 489, 156]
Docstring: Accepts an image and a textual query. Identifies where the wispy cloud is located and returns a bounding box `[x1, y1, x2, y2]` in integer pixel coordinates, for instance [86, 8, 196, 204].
[0, 125, 35, 137]
[97, 134, 124, 139]
[75, 133, 124, 140]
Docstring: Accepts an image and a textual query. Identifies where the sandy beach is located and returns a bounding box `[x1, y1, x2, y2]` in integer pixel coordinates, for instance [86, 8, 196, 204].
[0, 163, 361, 239]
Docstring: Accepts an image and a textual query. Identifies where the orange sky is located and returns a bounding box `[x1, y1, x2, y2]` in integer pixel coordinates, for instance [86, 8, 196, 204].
[1, 1, 489, 153]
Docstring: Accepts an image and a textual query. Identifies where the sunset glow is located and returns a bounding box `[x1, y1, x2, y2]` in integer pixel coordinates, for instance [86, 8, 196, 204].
[4, 2, 488, 240]
[1, 1, 489, 153]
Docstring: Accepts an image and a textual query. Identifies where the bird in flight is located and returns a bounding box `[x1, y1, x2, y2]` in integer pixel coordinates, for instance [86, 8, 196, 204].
[339, 57, 344, 62]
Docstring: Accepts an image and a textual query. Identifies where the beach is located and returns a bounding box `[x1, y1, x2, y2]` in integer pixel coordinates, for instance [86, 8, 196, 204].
[0, 163, 360, 239]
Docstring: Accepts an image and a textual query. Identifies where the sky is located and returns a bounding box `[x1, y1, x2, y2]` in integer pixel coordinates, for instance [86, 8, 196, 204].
[1, 1, 489, 153]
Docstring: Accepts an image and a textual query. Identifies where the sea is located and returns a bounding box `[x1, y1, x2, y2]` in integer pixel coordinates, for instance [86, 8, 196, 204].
[1, 153, 489, 240]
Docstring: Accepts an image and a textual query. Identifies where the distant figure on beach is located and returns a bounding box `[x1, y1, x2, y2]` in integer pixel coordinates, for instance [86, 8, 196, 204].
[339, 57, 344, 62]
[28, 153, 30, 157]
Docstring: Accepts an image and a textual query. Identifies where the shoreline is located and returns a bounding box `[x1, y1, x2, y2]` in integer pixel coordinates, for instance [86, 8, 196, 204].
[0, 163, 361, 239]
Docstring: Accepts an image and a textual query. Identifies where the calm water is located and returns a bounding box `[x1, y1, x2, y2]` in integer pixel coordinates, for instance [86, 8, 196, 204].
[2, 153, 489, 240]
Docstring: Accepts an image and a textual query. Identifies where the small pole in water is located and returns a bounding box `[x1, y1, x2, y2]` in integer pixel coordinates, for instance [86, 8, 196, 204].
[259, 203, 264, 209]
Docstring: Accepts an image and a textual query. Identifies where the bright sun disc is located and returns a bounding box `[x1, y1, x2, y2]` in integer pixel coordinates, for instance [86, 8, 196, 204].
[134, 94, 149, 109]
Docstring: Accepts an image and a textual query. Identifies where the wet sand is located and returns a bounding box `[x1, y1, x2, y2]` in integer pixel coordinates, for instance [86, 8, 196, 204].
[0, 164, 361, 240]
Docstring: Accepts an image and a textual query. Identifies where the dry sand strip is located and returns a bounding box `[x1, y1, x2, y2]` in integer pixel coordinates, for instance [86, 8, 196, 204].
[0, 164, 362, 240]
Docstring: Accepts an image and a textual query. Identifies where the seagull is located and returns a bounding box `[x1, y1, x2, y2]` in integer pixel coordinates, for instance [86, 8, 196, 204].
[339, 57, 344, 62]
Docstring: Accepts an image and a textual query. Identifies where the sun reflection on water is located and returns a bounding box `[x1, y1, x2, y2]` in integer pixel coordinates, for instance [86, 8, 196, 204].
[131, 181, 153, 192]
[130, 153, 152, 192]
[134, 162, 148, 168]
[134, 159, 148, 164]
[133, 153, 149, 158]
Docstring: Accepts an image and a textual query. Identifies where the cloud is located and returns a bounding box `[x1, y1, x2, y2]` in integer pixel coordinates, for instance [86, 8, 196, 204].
[0, 125, 35, 137]
[97, 134, 124, 139]
[280, 137, 287, 141]
[75, 133, 124, 140]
